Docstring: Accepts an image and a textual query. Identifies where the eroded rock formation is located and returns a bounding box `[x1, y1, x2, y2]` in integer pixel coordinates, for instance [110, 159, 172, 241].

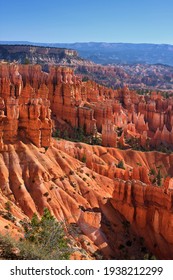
[2, 63, 173, 151]
[0, 64, 52, 149]
[0, 63, 173, 260]
[0, 139, 173, 259]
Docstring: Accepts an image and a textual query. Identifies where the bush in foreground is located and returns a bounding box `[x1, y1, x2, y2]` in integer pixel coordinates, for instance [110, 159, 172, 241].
[0, 208, 72, 260]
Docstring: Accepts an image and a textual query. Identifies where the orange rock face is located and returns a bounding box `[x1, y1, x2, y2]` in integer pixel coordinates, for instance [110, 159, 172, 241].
[45, 140, 173, 259]
[0, 139, 173, 259]
[1, 63, 173, 260]
[2, 63, 173, 151]
[111, 180, 173, 259]
[0, 64, 52, 149]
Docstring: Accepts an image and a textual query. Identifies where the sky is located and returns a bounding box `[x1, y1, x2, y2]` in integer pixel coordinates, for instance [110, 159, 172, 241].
[0, 0, 173, 44]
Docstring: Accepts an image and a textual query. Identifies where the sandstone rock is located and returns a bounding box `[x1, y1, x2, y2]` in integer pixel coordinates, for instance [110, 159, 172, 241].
[0, 64, 52, 148]
[102, 120, 117, 147]
[1, 63, 173, 260]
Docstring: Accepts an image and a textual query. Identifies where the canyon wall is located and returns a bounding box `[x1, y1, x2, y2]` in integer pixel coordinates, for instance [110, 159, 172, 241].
[0, 139, 173, 259]
[0, 64, 52, 149]
[1, 63, 173, 151]
[0, 63, 173, 259]
[111, 178, 173, 259]
[54, 140, 173, 259]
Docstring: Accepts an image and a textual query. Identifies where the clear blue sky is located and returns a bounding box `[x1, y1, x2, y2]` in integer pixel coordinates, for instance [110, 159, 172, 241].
[0, 0, 173, 44]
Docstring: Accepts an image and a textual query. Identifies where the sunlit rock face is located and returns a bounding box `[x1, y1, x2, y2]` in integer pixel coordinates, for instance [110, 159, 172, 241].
[0, 64, 52, 149]
[1, 63, 173, 260]
[2, 63, 173, 150]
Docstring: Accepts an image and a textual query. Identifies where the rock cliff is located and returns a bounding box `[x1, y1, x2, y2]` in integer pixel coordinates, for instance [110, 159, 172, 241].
[111, 179, 173, 259]
[0, 45, 94, 69]
[0, 62, 173, 260]
[0, 139, 173, 259]
[2, 63, 173, 152]
[0, 64, 52, 149]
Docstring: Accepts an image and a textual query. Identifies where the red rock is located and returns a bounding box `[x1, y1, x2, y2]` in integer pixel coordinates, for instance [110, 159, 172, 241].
[0, 64, 52, 148]
[1, 63, 173, 260]
[102, 120, 117, 147]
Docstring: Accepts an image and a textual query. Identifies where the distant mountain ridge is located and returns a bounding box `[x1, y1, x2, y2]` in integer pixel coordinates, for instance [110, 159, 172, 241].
[1, 41, 173, 66]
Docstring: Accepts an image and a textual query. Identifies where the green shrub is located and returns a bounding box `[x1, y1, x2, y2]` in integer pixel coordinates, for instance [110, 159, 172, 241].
[22, 209, 71, 259]
[156, 169, 163, 187]
[81, 154, 87, 163]
[117, 160, 125, 169]
[5, 201, 12, 212]
[0, 209, 72, 260]
[149, 168, 156, 175]
[0, 233, 19, 259]
[24, 58, 30, 64]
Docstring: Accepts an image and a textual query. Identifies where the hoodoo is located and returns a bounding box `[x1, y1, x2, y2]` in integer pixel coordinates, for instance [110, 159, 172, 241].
[0, 62, 173, 260]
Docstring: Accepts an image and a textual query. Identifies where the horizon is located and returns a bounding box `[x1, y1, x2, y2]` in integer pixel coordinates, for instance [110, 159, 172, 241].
[1, 40, 173, 47]
[0, 0, 173, 45]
